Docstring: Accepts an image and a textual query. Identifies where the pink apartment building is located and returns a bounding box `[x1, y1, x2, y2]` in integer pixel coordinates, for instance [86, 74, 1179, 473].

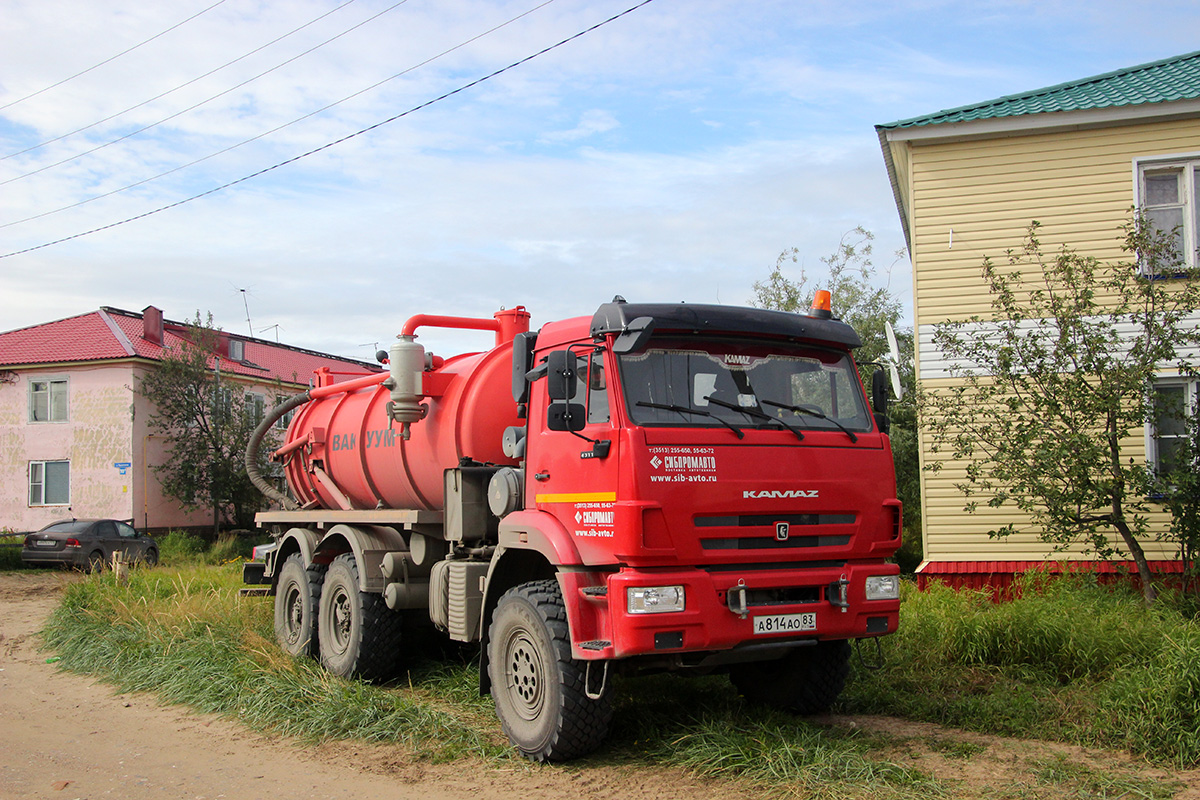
[0, 305, 379, 534]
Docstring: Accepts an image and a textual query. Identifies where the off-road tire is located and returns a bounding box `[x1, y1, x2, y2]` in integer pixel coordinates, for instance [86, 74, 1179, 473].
[487, 580, 612, 762]
[317, 553, 402, 680]
[730, 639, 851, 714]
[274, 553, 321, 658]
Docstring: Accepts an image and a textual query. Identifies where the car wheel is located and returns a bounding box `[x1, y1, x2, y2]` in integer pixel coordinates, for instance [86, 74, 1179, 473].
[86, 550, 106, 573]
[730, 640, 851, 714]
[274, 554, 321, 658]
[316, 553, 401, 680]
[143, 547, 159, 567]
[487, 580, 612, 762]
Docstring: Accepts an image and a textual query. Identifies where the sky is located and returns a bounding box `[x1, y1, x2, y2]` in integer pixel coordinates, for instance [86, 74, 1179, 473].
[2, 0, 1199, 360]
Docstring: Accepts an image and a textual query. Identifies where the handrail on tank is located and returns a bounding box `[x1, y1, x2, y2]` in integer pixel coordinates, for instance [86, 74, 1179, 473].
[401, 307, 530, 346]
[309, 371, 388, 400]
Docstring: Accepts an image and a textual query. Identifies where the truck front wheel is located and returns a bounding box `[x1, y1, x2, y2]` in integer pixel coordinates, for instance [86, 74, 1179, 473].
[730, 639, 851, 714]
[274, 553, 322, 658]
[487, 580, 612, 762]
[317, 553, 402, 680]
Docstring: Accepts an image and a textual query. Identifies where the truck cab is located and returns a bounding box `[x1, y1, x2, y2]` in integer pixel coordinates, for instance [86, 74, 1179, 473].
[483, 299, 901, 758]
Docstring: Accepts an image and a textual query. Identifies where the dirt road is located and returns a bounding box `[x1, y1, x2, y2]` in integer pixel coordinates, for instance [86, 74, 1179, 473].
[0, 572, 724, 800]
[1, 572, 1196, 800]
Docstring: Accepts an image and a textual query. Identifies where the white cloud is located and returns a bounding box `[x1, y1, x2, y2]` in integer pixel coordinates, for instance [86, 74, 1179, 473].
[2, 0, 1197, 359]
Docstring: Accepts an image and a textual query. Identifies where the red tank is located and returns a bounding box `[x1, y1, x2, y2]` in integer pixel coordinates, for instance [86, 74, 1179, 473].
[279, 309, 528, 512]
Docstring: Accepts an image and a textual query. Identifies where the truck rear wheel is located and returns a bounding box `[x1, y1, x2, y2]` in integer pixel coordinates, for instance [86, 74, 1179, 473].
[317, 553, 402, 680]
[274, 554, 321, 658]
[730, 639, 851, 714]
[487, 580, 612, 762]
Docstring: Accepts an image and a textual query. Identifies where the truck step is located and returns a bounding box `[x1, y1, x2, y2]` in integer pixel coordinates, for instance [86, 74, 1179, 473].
[578, 640, 612, 651]
[238, 587, 272, 597]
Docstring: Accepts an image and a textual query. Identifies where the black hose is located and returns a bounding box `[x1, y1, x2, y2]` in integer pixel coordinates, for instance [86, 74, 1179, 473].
[245, 391, 312, 510]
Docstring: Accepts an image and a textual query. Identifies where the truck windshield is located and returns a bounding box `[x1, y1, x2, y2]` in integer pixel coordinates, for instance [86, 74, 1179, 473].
[617, 337, 872, 434]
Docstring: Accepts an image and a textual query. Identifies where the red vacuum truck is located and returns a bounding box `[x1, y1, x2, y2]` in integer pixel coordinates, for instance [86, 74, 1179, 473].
[243, 296, 902, 761]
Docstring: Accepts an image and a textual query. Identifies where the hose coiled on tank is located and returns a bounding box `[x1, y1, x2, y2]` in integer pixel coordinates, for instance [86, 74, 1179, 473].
[245, 391, 313, 511]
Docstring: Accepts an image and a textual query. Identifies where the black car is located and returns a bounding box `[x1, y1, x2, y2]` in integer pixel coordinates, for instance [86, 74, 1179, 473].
[22, 519, 158, 571]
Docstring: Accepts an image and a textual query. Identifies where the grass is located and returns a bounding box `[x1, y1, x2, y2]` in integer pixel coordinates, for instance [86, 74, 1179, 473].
[33, 564, 1200, 798]
[0, 533, 21, 569]
[43, 566, 506, 761]
[41, 565, 941, 799]
[842, 576, 1200, 767]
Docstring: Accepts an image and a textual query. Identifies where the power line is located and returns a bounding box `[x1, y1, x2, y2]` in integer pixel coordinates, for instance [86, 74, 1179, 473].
[0, 0, 230, 112]
[0, 0, 558, 230]
[1, 0, 657, 260]
[1, 0, 364, 164]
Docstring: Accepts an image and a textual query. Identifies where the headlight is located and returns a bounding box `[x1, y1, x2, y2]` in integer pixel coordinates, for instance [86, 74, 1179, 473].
[864, 575, 899, 601]
[627, 585, 685, 614]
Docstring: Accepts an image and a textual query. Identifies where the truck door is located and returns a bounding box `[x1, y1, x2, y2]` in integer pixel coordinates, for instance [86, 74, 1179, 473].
[528, 347, 620, 564]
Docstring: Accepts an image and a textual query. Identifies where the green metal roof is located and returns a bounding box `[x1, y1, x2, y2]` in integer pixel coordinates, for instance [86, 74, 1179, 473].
[879, 49, 1200, 130]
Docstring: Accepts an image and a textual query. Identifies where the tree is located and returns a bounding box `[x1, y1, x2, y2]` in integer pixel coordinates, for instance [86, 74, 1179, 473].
[138, 314, 280, 531]
[922, 218, 1200, 605]
[751, 228, 922, 570]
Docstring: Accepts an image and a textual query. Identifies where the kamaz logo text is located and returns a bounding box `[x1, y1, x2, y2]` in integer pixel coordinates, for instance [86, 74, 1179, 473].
[743, 489, 819, 499]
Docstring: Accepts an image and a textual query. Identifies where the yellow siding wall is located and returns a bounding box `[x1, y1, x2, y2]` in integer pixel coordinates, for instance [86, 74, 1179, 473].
[903, 117, 1200, 565]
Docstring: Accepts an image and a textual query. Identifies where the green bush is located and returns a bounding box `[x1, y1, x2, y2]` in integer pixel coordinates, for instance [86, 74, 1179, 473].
[156, 530, 208, 565]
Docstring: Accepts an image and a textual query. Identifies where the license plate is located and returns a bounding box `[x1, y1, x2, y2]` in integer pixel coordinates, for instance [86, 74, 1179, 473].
[35, 540, 57, 548]
[753, 612, 816, 635]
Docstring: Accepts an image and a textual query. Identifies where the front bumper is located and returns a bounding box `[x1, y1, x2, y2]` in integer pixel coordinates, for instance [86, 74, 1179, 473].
[562, 561, 900, 661]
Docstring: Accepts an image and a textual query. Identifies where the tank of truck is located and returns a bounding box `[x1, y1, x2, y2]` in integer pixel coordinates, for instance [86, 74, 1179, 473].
[279, 316, 526, 512]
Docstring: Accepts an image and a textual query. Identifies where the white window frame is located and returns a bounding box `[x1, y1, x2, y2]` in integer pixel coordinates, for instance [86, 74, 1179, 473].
[246, 392, 266, 426]
[229, 339, 245, 361]
[29, 459, 70, 506]
[1147, 376, 1199, 476]
[28, 376, 68, 423]
[1135, 154, 1200, 274]
[274, 394, 296, 430]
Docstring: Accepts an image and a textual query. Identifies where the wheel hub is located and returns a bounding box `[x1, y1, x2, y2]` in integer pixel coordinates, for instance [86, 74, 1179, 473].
[330, 589, 352, 653]
[283, 586, 303, 645]
[505, 631, 545, 721]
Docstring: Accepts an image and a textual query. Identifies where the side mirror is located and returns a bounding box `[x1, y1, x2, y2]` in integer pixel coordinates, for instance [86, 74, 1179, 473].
[871, 369, 890, 434]
[546, 350, 577, 400]
[871, 368, 889, 415]
[511, 332, 538, 404]
[547, 403, 586, 432]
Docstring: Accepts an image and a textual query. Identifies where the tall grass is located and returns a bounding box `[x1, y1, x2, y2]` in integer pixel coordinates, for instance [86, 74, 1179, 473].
[843, 576, 1200, 766]
[0, 533, 22, 569]
[156, 530, 267, 566]
[41, 565, 939, 798]
[36, 564, 1200, 795]
[41, 566, 506, 761]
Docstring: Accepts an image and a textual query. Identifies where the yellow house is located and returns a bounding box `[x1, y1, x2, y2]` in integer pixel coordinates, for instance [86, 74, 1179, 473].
[876, 50, 1200, 590]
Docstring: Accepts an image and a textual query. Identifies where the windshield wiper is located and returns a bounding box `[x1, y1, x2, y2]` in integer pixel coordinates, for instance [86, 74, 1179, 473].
[760, 399, 858, 443]
[703, 395, 804, 441]
[636, 401, 744, 439]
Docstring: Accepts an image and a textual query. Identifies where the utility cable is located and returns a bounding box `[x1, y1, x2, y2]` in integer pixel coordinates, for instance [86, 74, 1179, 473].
[2, 0, 405, 179]
[1, 0, 362, 163]
[0, 0, 557, 230]
[0, 0, 230, 112]
[0, 0, 656, 260]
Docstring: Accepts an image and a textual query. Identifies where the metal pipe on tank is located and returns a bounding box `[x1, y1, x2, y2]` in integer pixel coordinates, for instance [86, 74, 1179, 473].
[400, 307, 530, 346]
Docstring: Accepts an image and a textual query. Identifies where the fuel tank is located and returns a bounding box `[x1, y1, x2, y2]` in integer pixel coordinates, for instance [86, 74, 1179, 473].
[280, 331, 522, 512]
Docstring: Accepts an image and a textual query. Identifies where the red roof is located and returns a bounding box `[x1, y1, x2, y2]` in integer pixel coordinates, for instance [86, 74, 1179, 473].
[917, 560, 1183, 575]
[0, 307, 379, 386]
